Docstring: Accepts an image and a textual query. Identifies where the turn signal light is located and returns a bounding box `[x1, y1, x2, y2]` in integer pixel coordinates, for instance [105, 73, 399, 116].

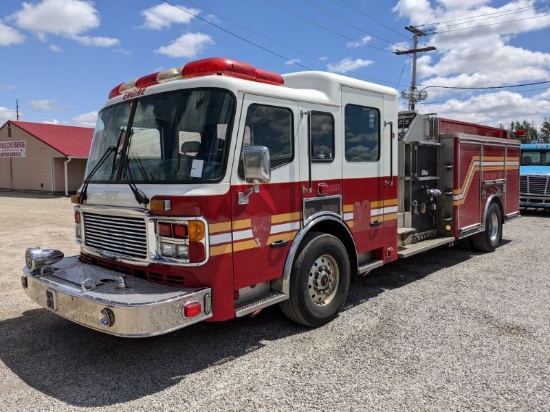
[188, 221, 205, 242]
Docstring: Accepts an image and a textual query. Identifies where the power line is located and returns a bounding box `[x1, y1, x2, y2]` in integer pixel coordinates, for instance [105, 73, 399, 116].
[174, 0, 396, 85]
[435, 12, 550, 34]
[161, 0, 314, 71]
[418, 1, 550, 28]
[340, 0, 410, 40]
[182, 0, 327, 66]
[421, 80, 550, 90]
[304, 0, 399, 46]
[266, 0, 392, 53]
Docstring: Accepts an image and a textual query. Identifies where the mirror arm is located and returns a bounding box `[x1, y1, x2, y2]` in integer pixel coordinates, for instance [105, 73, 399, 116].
[238, 179, 260, 205]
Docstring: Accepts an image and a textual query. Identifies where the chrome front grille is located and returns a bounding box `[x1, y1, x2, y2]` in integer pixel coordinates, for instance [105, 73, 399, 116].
[520, 175, 550, 196]
[83, 212, 148, 260]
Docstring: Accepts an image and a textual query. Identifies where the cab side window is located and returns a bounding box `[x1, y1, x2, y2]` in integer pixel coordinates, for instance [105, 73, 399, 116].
[242, 104, 294, 170]
[345, 104, 380, 162]
[311, 112, 334, 162]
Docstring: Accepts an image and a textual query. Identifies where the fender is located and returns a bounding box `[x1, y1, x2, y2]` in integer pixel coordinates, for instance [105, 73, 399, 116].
[481, 194, 503, 231]
[273, 214, 357, 296]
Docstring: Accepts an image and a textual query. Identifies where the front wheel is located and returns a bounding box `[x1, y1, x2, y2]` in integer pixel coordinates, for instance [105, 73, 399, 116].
[472, 202, 502, 252]
[280, 232, 350, 327]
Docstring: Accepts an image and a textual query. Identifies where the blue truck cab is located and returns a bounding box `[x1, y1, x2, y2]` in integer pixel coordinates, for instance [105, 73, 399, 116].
[520, 143, 550, 209]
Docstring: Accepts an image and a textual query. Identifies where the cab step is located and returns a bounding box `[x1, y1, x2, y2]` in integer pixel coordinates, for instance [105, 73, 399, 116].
[398, 237, 455, 259]
[398, 227, 417, 247]
[235, 292, 287, 317]
[358, 259, 384, 275]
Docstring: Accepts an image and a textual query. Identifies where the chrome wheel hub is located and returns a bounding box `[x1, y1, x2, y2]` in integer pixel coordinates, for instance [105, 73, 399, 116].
[308, 255, 339, 306]
[488, 212, 499, 243]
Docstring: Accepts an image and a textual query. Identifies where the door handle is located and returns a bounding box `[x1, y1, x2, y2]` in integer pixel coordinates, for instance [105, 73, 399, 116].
[270, 240, 288, 249]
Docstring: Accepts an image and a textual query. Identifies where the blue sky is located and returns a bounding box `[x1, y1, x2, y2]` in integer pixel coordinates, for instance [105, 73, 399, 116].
[1, 0, 549, 129]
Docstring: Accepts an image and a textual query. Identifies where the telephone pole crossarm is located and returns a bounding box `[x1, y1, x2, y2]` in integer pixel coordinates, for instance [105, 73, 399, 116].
[394, 46, 436, 55]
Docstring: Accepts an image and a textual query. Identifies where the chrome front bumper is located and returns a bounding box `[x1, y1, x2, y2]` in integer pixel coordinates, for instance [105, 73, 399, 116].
[22, 256, 212, 337]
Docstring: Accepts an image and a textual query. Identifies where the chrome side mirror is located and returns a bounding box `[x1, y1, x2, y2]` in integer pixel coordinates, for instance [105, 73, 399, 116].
[243, 146, 271, 183]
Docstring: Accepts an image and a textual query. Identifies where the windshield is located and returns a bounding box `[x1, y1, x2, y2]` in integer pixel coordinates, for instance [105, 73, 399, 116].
[86, 88, 235, 183]
[521, 150, 549, 166]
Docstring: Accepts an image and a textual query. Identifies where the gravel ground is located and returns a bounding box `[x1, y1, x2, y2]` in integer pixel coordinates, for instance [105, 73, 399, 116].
[0, 191, 548, 411]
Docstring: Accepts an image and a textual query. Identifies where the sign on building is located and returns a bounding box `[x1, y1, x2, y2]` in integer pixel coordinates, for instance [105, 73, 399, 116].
[0, 140, 26, 158]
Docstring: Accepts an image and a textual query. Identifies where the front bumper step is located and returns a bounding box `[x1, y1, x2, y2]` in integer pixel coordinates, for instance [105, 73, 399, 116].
[22, 256, 212, 337]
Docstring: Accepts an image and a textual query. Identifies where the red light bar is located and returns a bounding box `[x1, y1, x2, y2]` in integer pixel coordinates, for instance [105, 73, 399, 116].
[255, 68, 285, 85]
[108, 57, 283, 99]
[108, 83, 124, 100]
[135, 72, 160, 89]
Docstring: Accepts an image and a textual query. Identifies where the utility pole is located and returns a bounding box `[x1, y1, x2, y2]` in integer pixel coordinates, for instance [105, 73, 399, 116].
[16, 99, 19, 120]
[395, 26, 436, 110]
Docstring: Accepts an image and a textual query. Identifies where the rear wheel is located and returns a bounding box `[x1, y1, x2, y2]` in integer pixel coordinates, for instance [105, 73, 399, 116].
[280, 232, 350, 327]
[472, 202, 502, 252]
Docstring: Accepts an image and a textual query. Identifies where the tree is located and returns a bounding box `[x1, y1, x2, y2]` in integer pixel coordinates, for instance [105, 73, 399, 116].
[539, 117, 550, 142]
[509, 120, 538, 143]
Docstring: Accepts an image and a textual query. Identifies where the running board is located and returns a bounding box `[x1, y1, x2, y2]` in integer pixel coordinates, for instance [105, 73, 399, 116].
[358, 259, 384, 275]
[398, 237, 455, 259]
[235, 292, 287, 317]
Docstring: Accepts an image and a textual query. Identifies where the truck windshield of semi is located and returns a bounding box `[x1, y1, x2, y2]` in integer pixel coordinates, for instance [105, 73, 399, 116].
[520, 143, 550, 209]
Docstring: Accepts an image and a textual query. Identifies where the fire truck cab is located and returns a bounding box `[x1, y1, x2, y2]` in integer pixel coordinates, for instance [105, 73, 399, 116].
[21, 58, 520, 337]
[519, 142, 550, 209]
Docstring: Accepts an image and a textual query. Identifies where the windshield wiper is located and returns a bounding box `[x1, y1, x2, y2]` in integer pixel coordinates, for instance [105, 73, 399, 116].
[79, 146, 116, 203]
[121, 154, 149, 206]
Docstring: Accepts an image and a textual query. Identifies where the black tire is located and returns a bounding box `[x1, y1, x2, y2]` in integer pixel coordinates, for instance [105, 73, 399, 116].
[456, 237, 474, 250]
[280, 232, 350, 327]
[472, 202, 502, 252]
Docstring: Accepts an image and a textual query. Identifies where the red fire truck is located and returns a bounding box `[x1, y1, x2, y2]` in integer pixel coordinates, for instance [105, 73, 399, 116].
[21, 57, 520, 337]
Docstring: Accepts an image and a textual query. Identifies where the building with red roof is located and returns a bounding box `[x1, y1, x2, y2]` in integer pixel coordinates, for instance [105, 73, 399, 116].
[0, 120, 93, 195]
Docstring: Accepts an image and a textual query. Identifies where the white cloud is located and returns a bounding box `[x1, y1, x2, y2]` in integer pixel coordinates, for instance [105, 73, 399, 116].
[536, 88, 550, 99]
[327, 58, 373, 74]
[10, 0, 119, 47]
[393, 0, 437, 25]
[141, 3, 198, 30]
[114, 48, 132, 55]
[49, 44, 62, 52]
[73, 111, 98, 127]
[13, 0, 100, 36]
[0, 22, 25, 46]
[394, 0, 550, 126]
[419, 91, 550, 127]
[0, 107, 18, 124]
[347, 35, 372, 49]
[155, 33, 214, 58]
[73, 35, 119, 47]
[29, 99, 59, 111]
[285, 59, 301, 65]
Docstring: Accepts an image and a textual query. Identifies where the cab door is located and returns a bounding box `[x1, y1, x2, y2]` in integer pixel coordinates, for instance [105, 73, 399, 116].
[297, 104, 343, 225]
[340, 86, 397, 258]
[230, 94, 302, 289]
